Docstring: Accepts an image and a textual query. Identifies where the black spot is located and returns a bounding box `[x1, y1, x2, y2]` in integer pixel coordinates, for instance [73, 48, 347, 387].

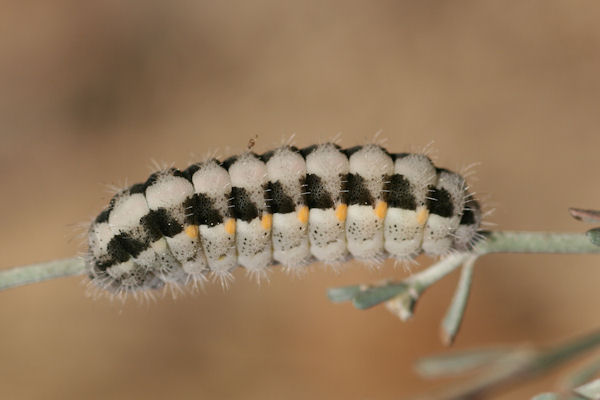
[183, 164, 201, 182]
[346, 174, 374, 206]
[144, 169, 188, 189]
[305, 174, 334, 209]
[386, 174, 416, 210]
[182, 195, 198, 225]
[300, 143, 342, 159]
[108, 195, 118, 209]
[196, 193, 224, 226]
[259, 150, 275, 163]
[268, 181, 295, 214]
[128, 183, 146, 195]
[94, 255, 119, 272]
[379, 146, 392, 158]
[339, 173, 349, 203]
[261, 147, 300, 163]
[151, 208, 184, 237]
[172, 169, 186, 179]
[342, 146, 364, 158]
[343, 145, 391, 159]
[460, 200, 480, 225]
[95, 208, 111, 224]
[231, 187, 259, 222]
[299, 144, 318, 158]
[459, 207, 475, 225]
[392, 152, 410, 161]
[110, 233, 146, 258]
[427, 187, 454, 217]
[140, 213, 163, 241]
[221, 155, 238, 170]
[144, 172, 161, 188]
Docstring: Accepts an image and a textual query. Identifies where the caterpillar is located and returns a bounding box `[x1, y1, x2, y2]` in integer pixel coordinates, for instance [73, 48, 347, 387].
[87, 143, 482, 295]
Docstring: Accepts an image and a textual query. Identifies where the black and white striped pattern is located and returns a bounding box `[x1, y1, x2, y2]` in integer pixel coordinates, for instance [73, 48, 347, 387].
[87, 143, 481, 294]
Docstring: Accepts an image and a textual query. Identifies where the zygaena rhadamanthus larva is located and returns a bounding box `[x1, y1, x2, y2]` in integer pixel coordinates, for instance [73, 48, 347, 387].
[87, 143, 481, 295]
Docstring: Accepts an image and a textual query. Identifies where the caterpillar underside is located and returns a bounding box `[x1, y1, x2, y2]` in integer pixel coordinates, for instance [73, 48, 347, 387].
[87, 143, 482, 294]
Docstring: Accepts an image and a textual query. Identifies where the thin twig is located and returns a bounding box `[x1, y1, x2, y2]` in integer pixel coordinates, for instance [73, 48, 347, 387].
[0, 257, 86, 291]
[477, 231, 600, 254]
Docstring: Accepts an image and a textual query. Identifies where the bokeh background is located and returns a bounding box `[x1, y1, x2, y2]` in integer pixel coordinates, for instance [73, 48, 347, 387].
[2, 1, 600, 399]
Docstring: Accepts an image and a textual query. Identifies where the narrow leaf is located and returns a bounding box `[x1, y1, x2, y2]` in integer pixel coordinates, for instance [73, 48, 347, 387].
[415, 347, 513, 378]
[327, 285, 361, 303]
[563, 356, 600, 390]
[574, 378, 600, 400]
[441, 256, 476, 346]
[569, 208, 600, 224]
[352, 282, 408, 310]
[586, 228, 600, 247]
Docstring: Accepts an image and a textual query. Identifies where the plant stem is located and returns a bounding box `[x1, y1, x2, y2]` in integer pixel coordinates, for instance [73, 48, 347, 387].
[0, 257, 86, 291]
[1, 231, 599, 293]
[477, 231, 600, 254]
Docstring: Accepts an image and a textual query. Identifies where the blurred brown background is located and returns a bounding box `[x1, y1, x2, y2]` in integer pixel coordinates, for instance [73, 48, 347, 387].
[1, 1, 600, 399]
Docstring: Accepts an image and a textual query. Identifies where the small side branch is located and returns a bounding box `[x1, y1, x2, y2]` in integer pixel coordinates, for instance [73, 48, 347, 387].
[328, 230, 600, 345]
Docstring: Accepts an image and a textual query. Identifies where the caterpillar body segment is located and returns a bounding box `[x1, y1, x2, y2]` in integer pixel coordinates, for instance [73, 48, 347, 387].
[226, 153, 273, 278]
[264, 147, 311, 269]
[144, 169, 207, 282]
[108, 186, 181, 281]
[384, 154, 438, 261]
[304, 144, 350, 265]
[87, 143, 482, 295]
[345, 145, 394, 263]
[422, 170, 466, 256]
[186, 160, 237, 282]
[88, 211, 143, 292]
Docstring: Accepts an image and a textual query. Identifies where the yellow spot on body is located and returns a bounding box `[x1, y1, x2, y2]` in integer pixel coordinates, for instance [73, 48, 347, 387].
[297, 206, 309, 224]
[261, 213, 272, 230]
[185, 225, 199, 239]
[225, 218, 236, 235]
[335, 204, 348, 222]
[374, 201, 388, 219]
[416, 207, 429, 226]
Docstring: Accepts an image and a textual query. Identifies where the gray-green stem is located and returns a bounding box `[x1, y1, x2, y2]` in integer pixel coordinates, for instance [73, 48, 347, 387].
[0, 231, 599, 293]
[477, 231, 600, 254]
[0, 257, 86, 291]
